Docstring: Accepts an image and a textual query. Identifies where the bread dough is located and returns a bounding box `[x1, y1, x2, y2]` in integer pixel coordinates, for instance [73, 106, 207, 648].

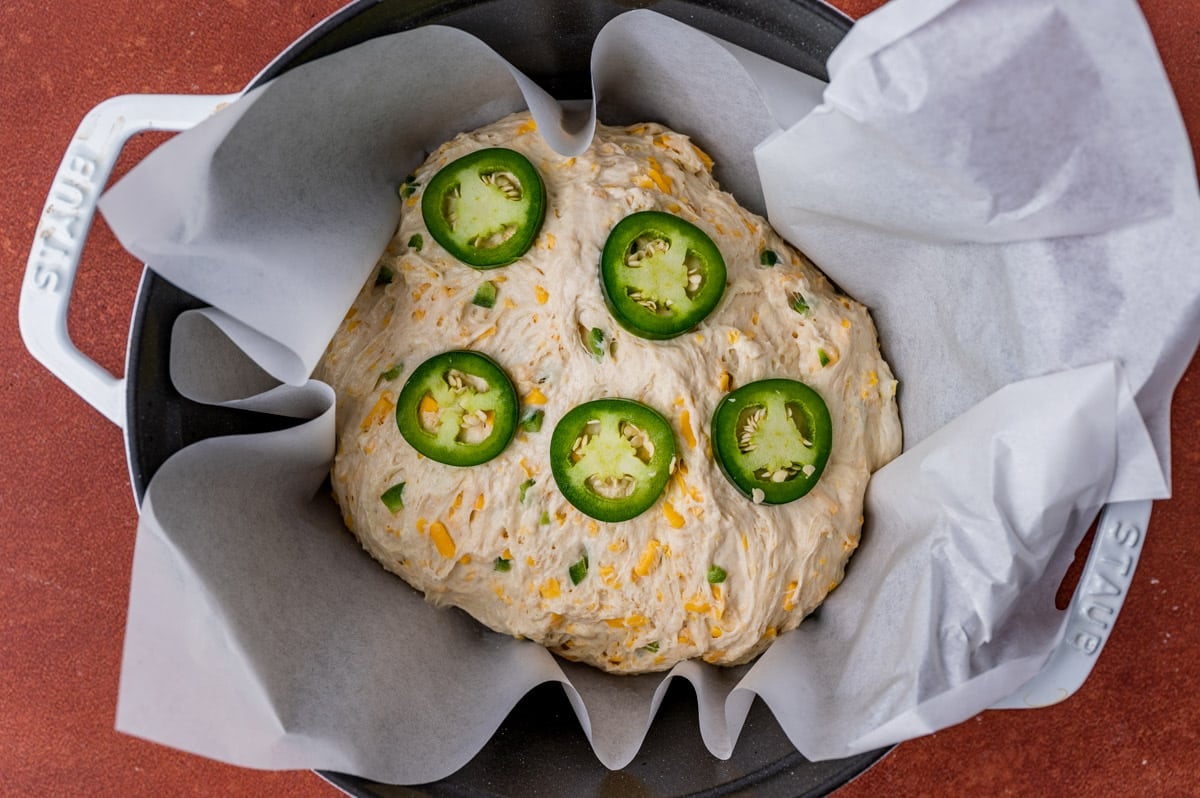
[316, 112, 902, 673]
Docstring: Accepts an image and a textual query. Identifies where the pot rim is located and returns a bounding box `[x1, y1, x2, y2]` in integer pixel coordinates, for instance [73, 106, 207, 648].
[121, 3, 894, 796]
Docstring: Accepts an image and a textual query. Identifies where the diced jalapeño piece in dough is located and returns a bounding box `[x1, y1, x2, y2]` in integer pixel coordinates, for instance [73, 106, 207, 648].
[600, 211, 726, 339]
[520, 409, 544, 433]
[788, 291, 810, 315]
[569, 551, 589, 585]
[586, 327, 606, 359]
[395, 350, 518, 466]
[550, 398, 677, 523]
[380, 482, 406, 513]
[421, 148, 546, 269]
[710, 379, 832, 504]
[519, 478, 536, 503]
[472, 280, 498, 308]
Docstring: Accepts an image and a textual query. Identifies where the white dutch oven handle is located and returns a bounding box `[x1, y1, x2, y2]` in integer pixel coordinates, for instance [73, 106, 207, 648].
[992, 498, 1152, 709]
[19, 93, 238, 428]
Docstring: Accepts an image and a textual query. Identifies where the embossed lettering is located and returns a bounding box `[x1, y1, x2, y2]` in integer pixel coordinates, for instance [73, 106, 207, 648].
[45, 203, 83, 220]
[1113, 522, 1140, 548]
[31, 263, 60, 291]
[1088, 571, 1123, 598]
[67, 152, 97, 179]
[45, 205, 82, 241]
[51, 181, 85, 207]
[1100, 554, 1133, 577]
[1084, 602, 1115, 629]
[30, 228, 76, 295]
[37, 230, 73, 258]
[29, 147, 99, 295]
[1069, 631, 1101, 655]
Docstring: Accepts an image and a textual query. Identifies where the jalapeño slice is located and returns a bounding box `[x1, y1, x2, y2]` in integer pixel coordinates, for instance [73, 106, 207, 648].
[421, 148, 546, 269]
[711, 379, 832, 505]
[395, 350, 518, 466]
[600, 211, 726, 339]
[550, 398, 676, 523]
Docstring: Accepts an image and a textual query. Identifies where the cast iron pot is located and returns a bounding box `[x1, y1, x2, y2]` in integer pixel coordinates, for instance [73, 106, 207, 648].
[19, 1, 1155, 794]
[133, 5, 883, 791]
[26, 1, 884, 794]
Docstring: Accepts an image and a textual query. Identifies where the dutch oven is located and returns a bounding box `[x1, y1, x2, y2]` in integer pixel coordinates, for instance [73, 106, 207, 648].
[18, 1, 1151, 795]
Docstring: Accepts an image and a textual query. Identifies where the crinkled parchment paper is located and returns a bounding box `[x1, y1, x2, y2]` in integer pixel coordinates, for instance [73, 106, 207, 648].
[98, 0, 1200, 781]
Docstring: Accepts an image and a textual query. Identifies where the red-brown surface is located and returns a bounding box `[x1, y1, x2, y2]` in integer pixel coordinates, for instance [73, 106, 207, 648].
[1, 1, 1196, 795]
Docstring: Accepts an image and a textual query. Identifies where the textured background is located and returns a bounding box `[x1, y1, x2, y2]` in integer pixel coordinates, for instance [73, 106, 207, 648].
[2, 0, 1196, 794]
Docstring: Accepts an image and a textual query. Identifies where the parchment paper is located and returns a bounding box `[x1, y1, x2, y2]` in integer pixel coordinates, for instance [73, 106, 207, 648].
[99, 0, 1200, 781]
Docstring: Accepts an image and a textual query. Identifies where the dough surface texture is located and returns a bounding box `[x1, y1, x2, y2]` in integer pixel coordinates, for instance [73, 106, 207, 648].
[317, 112, 902, 673]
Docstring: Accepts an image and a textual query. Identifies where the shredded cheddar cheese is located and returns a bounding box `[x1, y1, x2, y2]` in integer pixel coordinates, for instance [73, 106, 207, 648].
[645, 157, 674, 194]
[679, 409, 696, 449]
[634, 539, 662, 577]
[361, 392, 396, 432]
[783, 580, 799, 612]
[430, 521, 456, 558]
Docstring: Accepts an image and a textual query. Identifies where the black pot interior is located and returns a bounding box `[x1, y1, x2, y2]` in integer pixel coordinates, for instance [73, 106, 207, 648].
[125, 1, 890, 794]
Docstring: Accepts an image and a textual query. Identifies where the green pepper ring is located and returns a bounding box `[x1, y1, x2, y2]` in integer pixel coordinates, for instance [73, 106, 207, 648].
[711, 378, 833, 504]
[395, 350, 519, 466]
[550, 398, 677, 523]
[421, 148, 546, 269]
[600, 210, 727, 339]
